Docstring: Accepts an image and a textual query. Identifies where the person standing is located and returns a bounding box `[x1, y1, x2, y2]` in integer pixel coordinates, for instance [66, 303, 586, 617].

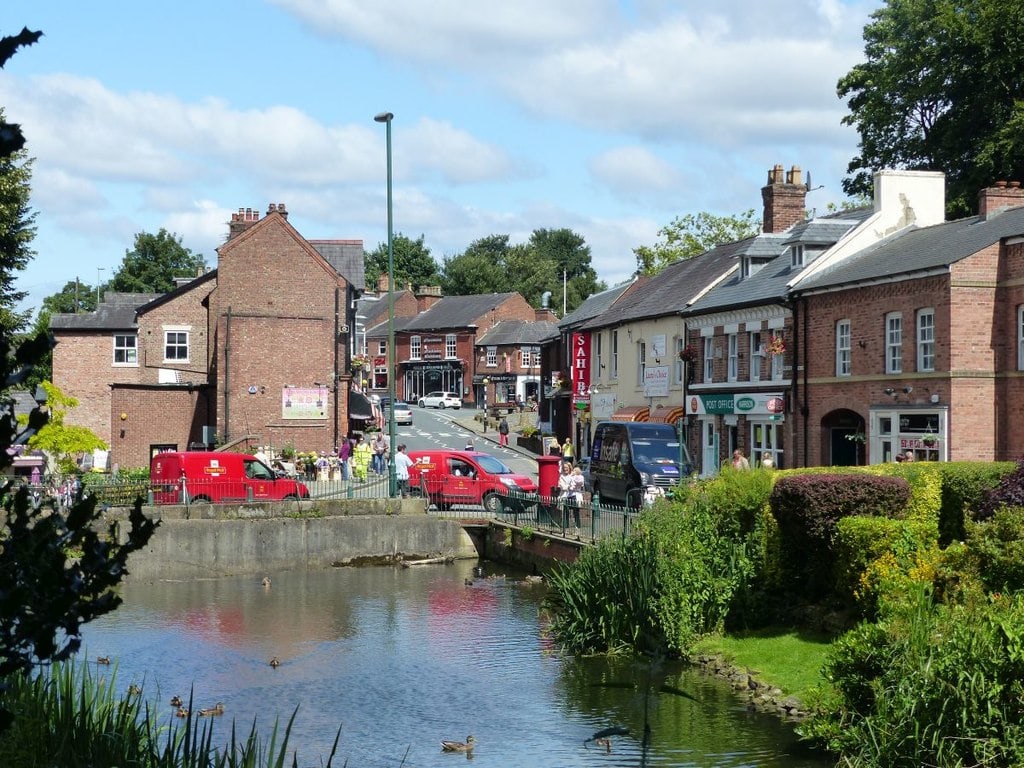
[393, 444, 415, 498]
[731, 449, 750, 470]
[561, 438, 575, 463]
[498, 416, 510, 447]
[339, 439, 351, 481]
[352, 435, 372, 481]
[372, 432, 388, 475]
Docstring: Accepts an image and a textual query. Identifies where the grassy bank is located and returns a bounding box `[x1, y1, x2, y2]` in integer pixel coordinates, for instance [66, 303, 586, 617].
[692, 628, 833, 703]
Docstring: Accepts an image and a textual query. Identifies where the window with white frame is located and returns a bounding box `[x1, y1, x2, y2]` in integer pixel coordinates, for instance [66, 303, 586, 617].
[113, 334, 138, 366]
[886, 312, 903, 374]
[917, 308, 935, 372]
[445, 334, 457, 358]
[410, 336, 421, 360]
[610, 330, 618, 379]
[595, 333, 603, 376]
[727, 334, 738, 381]
[703, 336, 714, 382]
[749, 331, 762, 382]
[1019, 306, 1024, 371]
[164, 330, 189, 362]
[836, 320, 851, 376]
[377, 339, 387, 356]
[637, 341, 646, 386]
[674, 336, 685, 384]
[771, 344, 785, 380]
[486, 346, 497, 367]
[790, 245, 805, 269]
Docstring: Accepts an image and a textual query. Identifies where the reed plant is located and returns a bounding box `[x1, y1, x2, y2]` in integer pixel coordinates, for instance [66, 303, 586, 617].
[0, 658, 341, 767]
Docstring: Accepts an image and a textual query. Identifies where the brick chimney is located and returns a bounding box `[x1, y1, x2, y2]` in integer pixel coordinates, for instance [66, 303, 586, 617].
[415, 285, 443, 312]
[377, 273, 390, 294]
[267, 202, 288, 220]
[535, 307, 557, 322]
[978, 180, 1024, 218]
[761, 164, 807, 233]
[227, 207, 261, 240]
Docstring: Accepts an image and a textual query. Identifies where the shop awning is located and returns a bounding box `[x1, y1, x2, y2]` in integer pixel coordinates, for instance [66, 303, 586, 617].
[348, 390, 375, 421]
[649, 405, 685, 424]
[610, 406, 650, 422]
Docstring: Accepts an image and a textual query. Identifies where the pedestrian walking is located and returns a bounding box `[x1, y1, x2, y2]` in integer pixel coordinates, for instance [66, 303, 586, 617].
[498, 416, 509, 447]
[352, 436, 372, 481]
[561, 438, 575, 462]
[731, 449, 750, 470]
[340, 438, 351, 480]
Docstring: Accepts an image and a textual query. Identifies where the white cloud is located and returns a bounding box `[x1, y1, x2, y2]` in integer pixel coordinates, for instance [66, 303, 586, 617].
[589, 146, 681, 203]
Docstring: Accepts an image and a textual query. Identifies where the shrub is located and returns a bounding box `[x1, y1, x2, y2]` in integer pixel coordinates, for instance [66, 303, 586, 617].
[936, 461, 1015, 544]
[771, 474, 911, 601]
[965, 505, 1024, 593]
[973, 458, 1024, 522]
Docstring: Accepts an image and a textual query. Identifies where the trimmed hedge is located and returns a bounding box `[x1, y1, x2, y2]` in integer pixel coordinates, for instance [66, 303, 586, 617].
[771, 474, 911, 601]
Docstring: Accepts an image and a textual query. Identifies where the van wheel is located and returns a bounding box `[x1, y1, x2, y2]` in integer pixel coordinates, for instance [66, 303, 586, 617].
[431, 496, 451, 511]
[283, 494, 298, 500]
[483, 492, 503, 515]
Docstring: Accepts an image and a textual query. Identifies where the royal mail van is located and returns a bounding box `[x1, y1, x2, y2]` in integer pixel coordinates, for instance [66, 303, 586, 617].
[406, 450, 537, 513]
[150, 451, 310, 504]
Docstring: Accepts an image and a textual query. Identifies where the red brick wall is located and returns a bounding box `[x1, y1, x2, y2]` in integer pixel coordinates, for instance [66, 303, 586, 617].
[137, 283, 214, 380]
[110, 385, 211, 469]
[53, 331, 144, 444]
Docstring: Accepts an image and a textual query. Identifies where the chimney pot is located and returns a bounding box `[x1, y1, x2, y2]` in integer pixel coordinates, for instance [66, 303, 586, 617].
[995, 180, 1008, 188]
[1010, 181, 1021, 189]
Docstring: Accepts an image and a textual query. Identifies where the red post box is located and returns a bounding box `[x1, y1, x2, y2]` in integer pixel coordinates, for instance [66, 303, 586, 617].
[536, 454, 563, 501]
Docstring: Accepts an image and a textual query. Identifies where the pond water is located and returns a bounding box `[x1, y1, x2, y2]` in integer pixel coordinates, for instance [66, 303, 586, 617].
[79, 560, 832, 768]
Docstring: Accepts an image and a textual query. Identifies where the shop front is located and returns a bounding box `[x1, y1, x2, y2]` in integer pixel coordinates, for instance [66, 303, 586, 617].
[687, 391, 786, 474]
[869, 407, 947, 463]
[403, 360, 465, 404]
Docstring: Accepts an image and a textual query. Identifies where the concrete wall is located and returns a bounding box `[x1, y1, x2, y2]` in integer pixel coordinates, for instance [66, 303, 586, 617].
[107, 500, 479, 581]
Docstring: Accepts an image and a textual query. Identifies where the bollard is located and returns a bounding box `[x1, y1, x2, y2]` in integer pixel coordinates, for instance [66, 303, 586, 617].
[347, 481, 354, 499]
[147, 488, 154, 505]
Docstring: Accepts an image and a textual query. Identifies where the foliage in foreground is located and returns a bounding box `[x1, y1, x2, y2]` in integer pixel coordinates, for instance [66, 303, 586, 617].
[802, 586, 1024, 768]
[0, 659, 339, 768]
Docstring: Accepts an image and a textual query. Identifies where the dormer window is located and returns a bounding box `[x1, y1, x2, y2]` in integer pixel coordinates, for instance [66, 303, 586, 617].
[740, 256, 771, 279]
[791, 244, 825, 268]
[790, 245, 805, 268]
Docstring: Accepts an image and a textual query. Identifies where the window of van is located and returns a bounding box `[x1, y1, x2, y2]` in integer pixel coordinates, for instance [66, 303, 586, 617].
[474, 455, 515, 475]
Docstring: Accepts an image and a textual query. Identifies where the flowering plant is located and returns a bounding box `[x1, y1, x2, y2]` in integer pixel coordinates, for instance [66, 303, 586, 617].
[351, 353, 370, 370]
[767, 334, 786, 356]
[678, 345, 698, 363]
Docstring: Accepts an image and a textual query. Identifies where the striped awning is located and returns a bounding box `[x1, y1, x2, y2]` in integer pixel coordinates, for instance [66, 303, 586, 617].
[610, 406, 650, 422]
[649, 405, 685, 424]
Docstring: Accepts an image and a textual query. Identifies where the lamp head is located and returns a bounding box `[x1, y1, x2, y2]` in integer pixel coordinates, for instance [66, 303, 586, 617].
[374, 112, 394, 123]
[884, 387, 897, 397]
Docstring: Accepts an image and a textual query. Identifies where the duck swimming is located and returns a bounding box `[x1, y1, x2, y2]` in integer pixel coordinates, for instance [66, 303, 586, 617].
[96, 656, 111, 665]
[198, 703, 225, 717]
[269, 657, 280, 668]
[175, 707, 189, 718]
[170, 695, 183, 707]
[440, 735, 475, 752]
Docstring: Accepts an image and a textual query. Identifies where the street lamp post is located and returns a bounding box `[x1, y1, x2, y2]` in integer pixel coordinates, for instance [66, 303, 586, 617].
[374, 111, 398, 498]
[482, 377, 490, 433]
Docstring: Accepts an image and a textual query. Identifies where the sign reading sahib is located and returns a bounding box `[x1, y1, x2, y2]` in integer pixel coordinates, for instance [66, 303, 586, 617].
[571, 331, 591, 404]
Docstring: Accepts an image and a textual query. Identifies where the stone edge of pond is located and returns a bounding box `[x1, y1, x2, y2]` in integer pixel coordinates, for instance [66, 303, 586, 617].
[691, 653, 810, 722]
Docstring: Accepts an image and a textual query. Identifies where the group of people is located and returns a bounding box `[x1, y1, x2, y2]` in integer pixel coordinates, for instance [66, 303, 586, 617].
[297, 432, 394, 484]
[556, 459, 586, 533]
[731, 450, 774, 470]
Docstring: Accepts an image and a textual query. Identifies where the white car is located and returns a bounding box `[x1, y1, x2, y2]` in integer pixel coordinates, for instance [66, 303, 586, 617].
[390, 401, 414, 425]
[418, 391, 462, 409]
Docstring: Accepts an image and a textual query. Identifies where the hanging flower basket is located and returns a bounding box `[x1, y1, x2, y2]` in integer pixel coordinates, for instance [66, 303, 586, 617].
[351, 354, 370, 372]
[678, 345, 698, 364]
[767, 334, 786, 356]
[923, 433, 938, 446]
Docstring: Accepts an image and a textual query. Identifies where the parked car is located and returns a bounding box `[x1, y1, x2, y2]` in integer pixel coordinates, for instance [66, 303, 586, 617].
[406, 449, 537, 513]
[389, 400, 413, 425]
[418, 391, 462, 409]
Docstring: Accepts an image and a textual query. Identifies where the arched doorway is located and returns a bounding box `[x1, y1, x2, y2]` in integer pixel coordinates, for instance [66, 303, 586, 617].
[821, 408, 865, 466]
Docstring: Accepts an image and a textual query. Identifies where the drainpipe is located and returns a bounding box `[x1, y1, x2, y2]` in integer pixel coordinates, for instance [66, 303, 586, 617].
[334, 288, 341, 450]
[224, 306, 231, 444]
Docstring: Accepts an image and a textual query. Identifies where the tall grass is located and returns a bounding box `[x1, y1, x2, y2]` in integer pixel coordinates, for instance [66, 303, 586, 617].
[0, 659, 341, 767]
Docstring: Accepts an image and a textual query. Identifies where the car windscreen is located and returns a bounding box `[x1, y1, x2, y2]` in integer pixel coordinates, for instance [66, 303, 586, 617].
[474, 455, 514, 474]
[631, 439, 681, 465]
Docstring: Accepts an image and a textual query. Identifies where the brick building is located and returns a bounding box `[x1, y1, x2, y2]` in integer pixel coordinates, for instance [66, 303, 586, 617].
[51, 204, 366, 470]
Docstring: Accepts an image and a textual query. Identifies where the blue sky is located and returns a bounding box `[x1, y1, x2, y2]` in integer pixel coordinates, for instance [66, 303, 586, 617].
[2, 0, 880, 314]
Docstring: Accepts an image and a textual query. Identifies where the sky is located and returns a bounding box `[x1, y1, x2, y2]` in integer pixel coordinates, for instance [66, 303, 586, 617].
[1, 0, 881, 315]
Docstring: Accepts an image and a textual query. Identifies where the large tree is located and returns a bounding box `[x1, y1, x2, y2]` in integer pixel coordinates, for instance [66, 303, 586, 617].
[107, 229, 206, 294]
[364, 232, 441, 291]
[0, 106, 37, 335]
[440, 234, 511, 296]
[839, 0, 1024, 216]
[634, 210, 760, 275]
[0, 27, 157, 734]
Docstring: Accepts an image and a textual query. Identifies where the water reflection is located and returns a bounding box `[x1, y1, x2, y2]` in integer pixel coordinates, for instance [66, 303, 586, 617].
[80, 562, 830, 767]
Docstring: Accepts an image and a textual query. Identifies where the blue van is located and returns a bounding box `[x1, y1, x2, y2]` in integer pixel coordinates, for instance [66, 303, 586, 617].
[589, 421, 691, 507]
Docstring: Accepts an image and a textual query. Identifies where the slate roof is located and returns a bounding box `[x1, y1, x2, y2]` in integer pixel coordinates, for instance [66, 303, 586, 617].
[559, 279, 637, 330]
[584, 239, 749, 329]
[795, 207, 1024, 293]
[686, 210, 870, 315]
[310, 240, 365, 291]
[50, 292, 161, 331]
[402, 293, 521, 331]
[476, 319, 558, 346]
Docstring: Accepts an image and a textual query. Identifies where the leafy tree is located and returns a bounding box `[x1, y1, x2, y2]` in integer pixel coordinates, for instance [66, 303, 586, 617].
[0, 107, 37, 335]
[0, 27, 157, 735]
[440, 235, 510, 295]
[108, 229, 206, 294]
[634, 210, 760, 275]
[838, 0, 1024, 216]
[364, 232, 441, 291]
[528, 228, 604, 311]
[24, 381, 106, 475]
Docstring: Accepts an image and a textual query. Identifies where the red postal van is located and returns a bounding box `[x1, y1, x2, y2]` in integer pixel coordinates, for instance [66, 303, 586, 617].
[406, 450, 537, 513]
[150, 451, 310, 504]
